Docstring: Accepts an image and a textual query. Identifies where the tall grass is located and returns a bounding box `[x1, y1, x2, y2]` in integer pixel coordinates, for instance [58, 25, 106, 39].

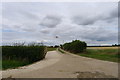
[2, 60, 29, 69]
[58, 48, 119, 62]
[79, 49, 119, 62]
[2, 43, 47, 69]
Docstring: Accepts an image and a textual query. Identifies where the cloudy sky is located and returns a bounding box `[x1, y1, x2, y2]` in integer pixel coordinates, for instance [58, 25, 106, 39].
[1, 2, 118, 46]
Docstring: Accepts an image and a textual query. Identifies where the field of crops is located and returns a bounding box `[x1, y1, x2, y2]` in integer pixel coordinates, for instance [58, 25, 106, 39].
[47, 47, 56, 51]
[87, 47, 118, 49]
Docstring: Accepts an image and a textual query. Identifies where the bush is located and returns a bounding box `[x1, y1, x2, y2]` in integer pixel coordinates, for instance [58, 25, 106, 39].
[62, 40, 87, 53]
[2, 46, 47, 63]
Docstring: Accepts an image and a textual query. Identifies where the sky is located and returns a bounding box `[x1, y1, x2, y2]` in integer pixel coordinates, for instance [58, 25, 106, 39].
[1, 2, 118, 46]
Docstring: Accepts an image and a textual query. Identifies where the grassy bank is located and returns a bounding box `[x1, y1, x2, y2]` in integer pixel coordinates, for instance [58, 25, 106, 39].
[58, 48, 65, 53]
[59, 48, 119, 62]
[79, 49, 119, 62]
[0, 61, 2, 69]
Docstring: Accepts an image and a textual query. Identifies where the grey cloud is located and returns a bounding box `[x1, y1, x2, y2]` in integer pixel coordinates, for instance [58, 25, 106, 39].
[83, 32, 117, 42]
[13, 25, 21, 28]
[3, 24, 22, 32]
[19, 24, 37, 32]
[52, 23, 117, 45]
[20, 11, 40, 20]
[72, 8, 118, 25]
[22, 28, 36, 32]
[13, 24, 36, 32]
[2, 2, 118, 46]
[72, 16, 99, 25]
[103, 9, 118, 20]
[110, 10, 118, 18]
[78, 27, 117, 44]
[2, 24, 10, 29]
[40, 29, 50, 34]
[119, 2, 120, 17]
[3, 32, 23, 41]
[40, 15, 62, 28]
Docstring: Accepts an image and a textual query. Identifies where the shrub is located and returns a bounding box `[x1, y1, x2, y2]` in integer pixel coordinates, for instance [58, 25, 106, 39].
[63, 40, 87, 53]
[2, 46, 47, 63]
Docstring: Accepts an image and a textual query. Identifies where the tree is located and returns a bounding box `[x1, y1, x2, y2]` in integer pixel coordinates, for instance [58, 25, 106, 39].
[62, 40, 87, 53]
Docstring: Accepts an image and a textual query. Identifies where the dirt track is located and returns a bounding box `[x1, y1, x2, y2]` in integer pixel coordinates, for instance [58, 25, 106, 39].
[2, 51, 118, 78]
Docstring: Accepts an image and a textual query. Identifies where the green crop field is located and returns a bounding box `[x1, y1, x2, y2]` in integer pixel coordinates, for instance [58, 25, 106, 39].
[47, 47, 56, 51]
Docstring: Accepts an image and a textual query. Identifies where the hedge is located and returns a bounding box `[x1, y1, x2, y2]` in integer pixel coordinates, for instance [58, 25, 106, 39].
[62, 40, 87, 53]
[2, 46, 47, 63]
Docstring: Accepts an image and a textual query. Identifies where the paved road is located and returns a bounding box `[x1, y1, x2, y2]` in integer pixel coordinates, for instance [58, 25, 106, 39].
[2, 50, 118, 78]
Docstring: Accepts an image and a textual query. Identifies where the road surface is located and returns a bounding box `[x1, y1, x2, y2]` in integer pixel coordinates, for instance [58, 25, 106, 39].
[2, 50, 118, 78]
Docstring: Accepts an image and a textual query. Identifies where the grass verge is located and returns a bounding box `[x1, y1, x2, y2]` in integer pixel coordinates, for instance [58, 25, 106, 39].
[2, 60, 30, 70]
[59, 48, 119, 62]
[58, 48, 65, 53]
[78, 49, 119, 62]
